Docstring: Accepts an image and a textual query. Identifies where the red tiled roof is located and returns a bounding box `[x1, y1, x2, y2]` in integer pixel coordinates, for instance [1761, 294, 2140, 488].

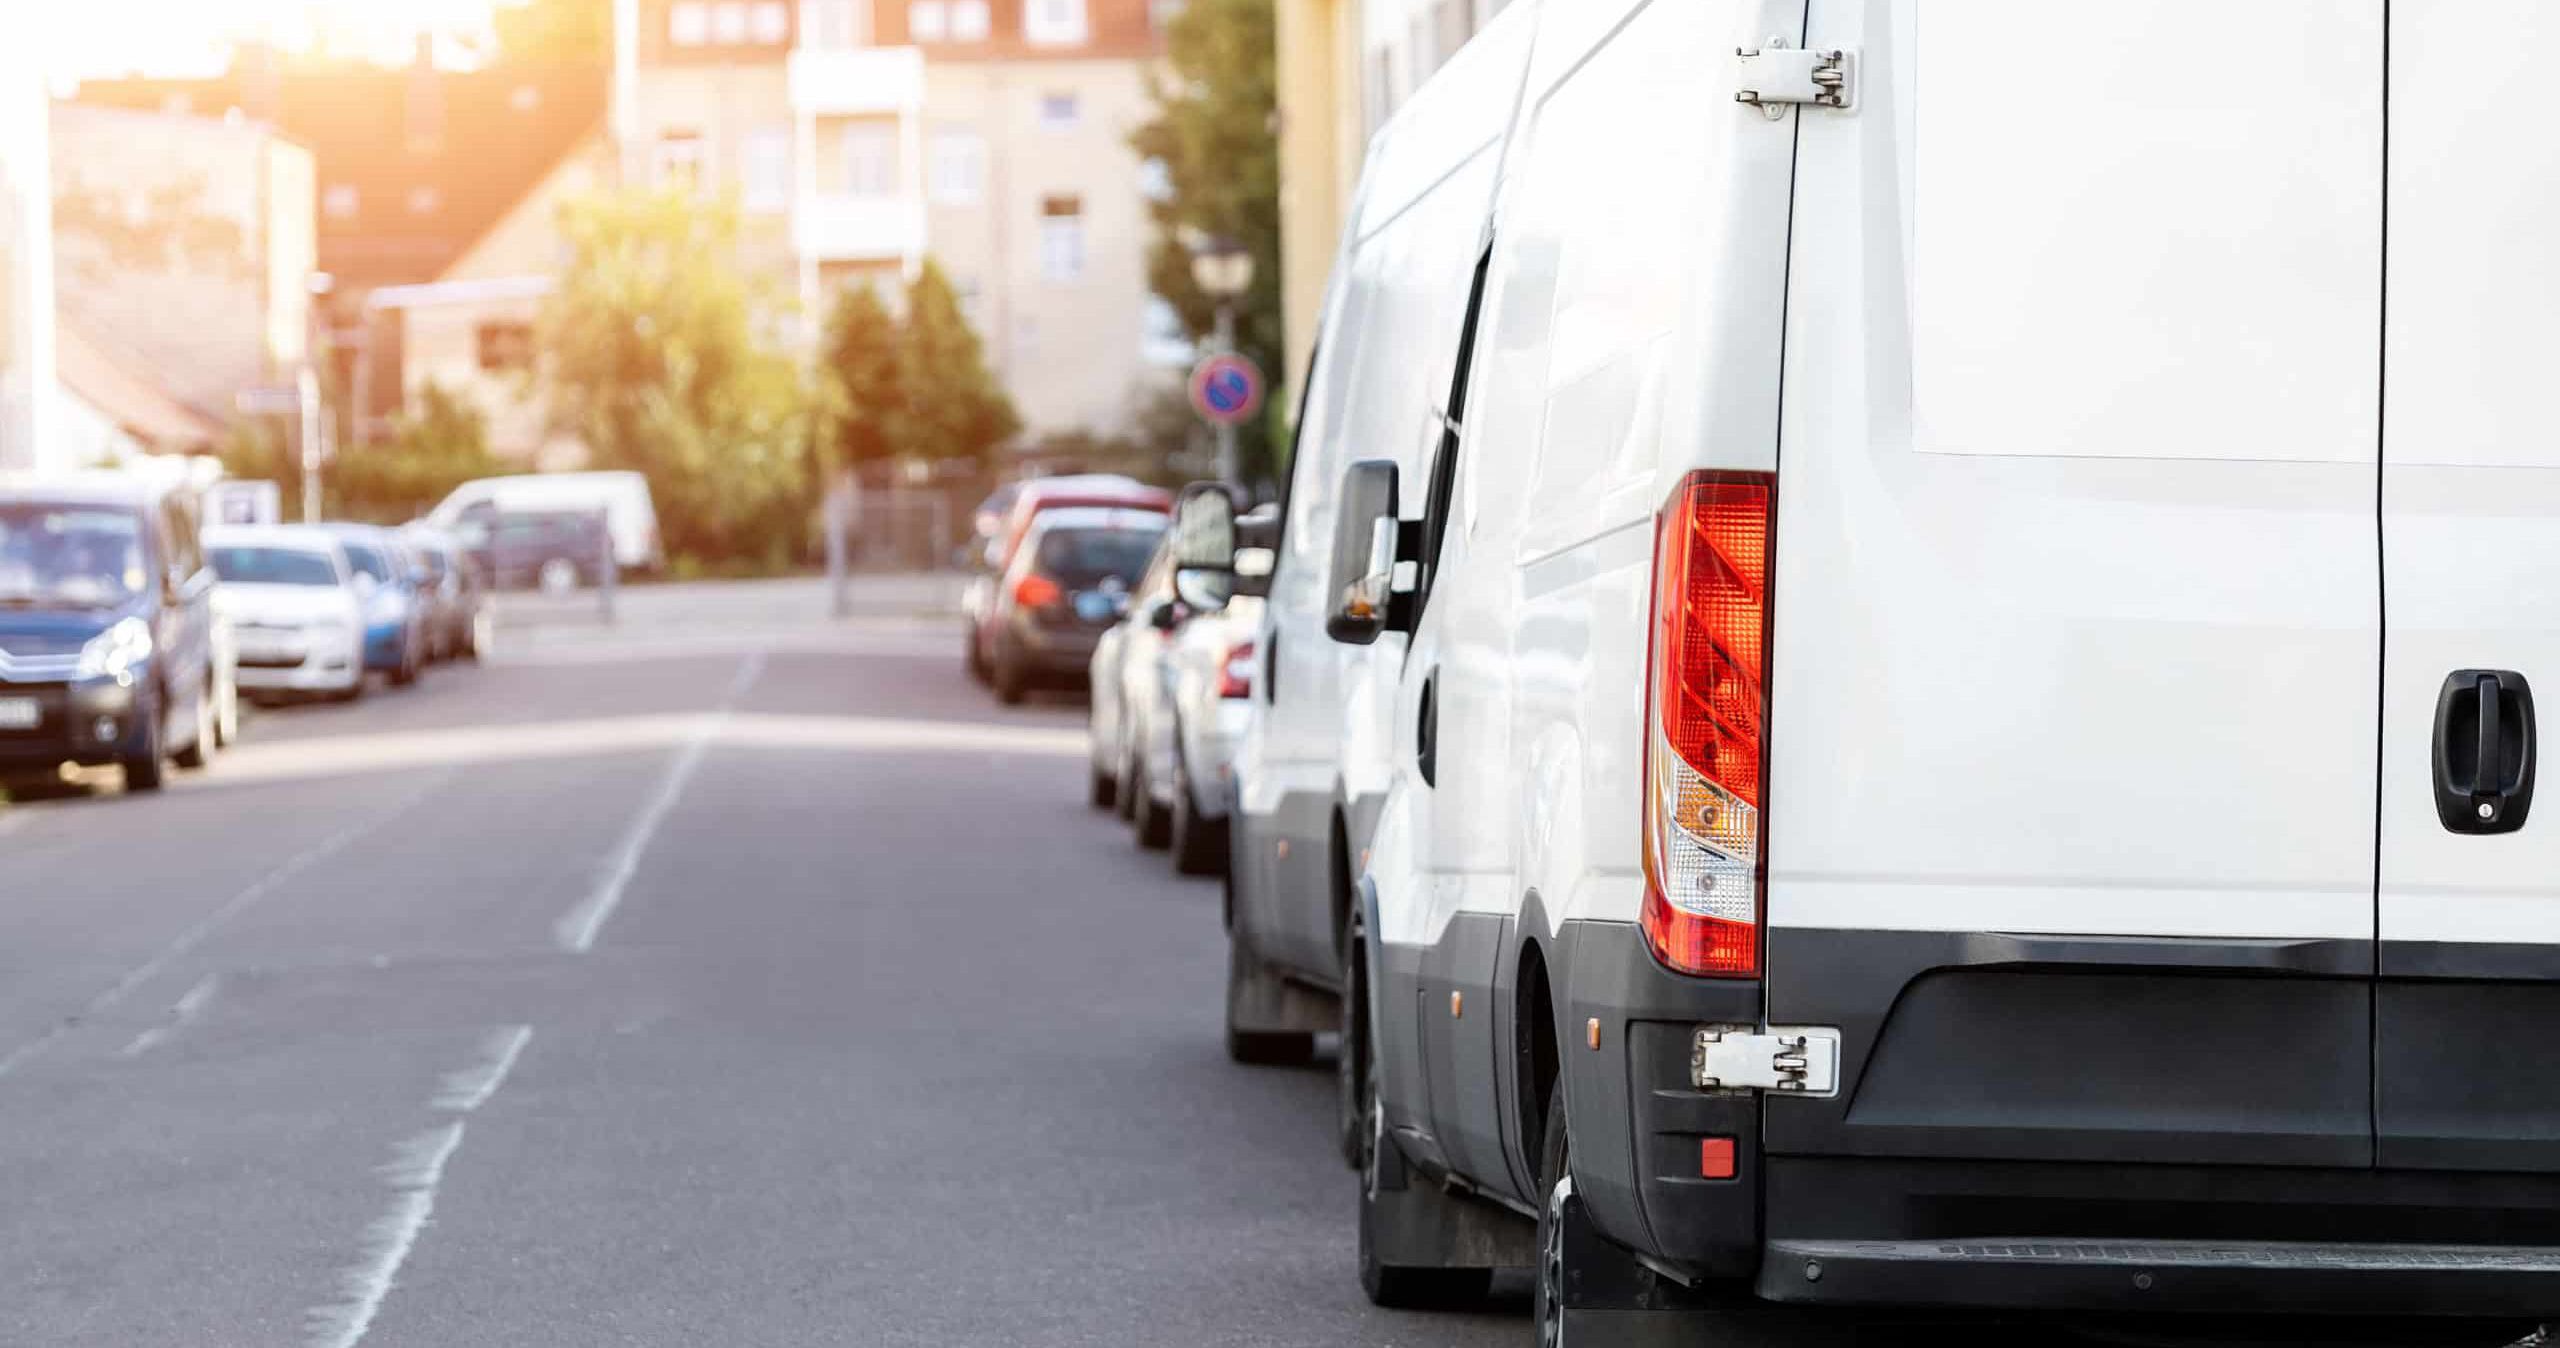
[55, 316, 224, 455]
[74, 62, 607, 293]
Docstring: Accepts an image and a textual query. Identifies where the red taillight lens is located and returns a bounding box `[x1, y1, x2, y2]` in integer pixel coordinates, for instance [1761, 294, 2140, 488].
[1014, 574, 1063, 609]
[1641, 472, 1773, 979]
[1219, 641, 1256, 699]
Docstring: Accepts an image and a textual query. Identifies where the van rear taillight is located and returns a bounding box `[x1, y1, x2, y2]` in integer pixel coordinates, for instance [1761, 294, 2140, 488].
[1642, 472, 1773, 979]
[1219, 641, 1257, 699]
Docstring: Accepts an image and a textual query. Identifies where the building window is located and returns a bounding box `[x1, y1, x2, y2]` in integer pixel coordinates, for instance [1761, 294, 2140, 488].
[752, 0, 791, 42]
[744, 127, 793, 211]
[950, 0, 989, 40]
[323, 184, 360, 220]
[841, 124, 897, 197]
[908, 0, 947, 41]
[714, 1, 752, 42]
[1040, 194, 1085, 282]
[671, 1, 711, 44]
[407, 185, 442, 215]
[1141, 295, 1194, 366]
[1137, 156, 1171, 202]
[1024, 0, 1088, 46]
[803, 0, 866, 47]
[1037, 92, 1080, 130]
[954, 276, 985, 332]
[657, 130, 706, 190]
[928, 130, 985, 205]
[477, 322, 535, 373]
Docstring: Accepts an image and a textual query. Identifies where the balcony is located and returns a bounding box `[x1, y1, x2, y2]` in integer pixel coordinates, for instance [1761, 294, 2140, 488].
[793, 194, 926, 262]
[788, 46, 925, 116]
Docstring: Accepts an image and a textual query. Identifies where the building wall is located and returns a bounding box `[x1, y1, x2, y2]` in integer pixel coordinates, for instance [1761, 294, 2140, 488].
[0, 58, 54, 470]
[49, 105, 315, 423]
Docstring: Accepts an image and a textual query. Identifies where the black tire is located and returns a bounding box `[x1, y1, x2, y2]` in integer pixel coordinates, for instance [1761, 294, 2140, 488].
[1133, 760, 1173, 851]
[121, 691, 165, 793]
[1339, 905, 1372, 1168]
[993, 649, 1027, 705]
[1169, 743, 1226, 876]
[1088, 761, 1116, 809]
[1224, 939, 1316, 1066]
[1115, 740, 1141, 822]
[172, 679, 214, 770]
[965, 627, 990, 684]
[1533, 1088, 1572, 1343]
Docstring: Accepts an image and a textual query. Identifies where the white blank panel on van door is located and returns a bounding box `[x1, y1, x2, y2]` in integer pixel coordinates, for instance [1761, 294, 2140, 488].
[1911, 1, 2381, 462]
[1767, 0, 2383, 944]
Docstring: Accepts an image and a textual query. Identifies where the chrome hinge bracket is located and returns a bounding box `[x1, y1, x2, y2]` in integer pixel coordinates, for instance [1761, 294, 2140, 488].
[1735, 40, 1855, 116]
[1691, 1025, 1842, 1097]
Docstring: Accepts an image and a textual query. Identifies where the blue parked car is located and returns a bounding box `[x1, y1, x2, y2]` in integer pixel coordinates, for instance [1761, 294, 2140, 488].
[320, 524, 429, 688]
[0, 476, 224, 792]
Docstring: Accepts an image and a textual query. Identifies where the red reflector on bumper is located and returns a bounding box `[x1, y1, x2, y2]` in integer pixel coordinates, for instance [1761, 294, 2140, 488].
[1700, 1136, 1737, 1180]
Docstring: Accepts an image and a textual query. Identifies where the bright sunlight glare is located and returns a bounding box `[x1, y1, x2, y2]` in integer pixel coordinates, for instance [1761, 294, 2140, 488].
[39, 0, 502, 82]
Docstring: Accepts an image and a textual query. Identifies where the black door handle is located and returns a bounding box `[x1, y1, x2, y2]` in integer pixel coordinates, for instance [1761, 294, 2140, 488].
[2435, 669, 2536, 834]
[1417, 668, 1439, 787]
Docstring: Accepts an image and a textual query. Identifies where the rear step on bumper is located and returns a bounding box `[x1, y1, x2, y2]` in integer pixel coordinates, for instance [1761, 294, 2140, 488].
[1761, 1237, 2560, 1316]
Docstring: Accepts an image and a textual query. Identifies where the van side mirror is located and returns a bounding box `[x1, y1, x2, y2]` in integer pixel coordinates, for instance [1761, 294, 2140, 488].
[1324, 460, 1411, 646]
[1148, 601, 1185, 633]
[1170, 481, 1242, 612]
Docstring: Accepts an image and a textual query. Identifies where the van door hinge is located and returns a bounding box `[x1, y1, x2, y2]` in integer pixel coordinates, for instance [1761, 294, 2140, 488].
[1691, 1026, 1842, 1097]
[1735, 41, 1854, 115]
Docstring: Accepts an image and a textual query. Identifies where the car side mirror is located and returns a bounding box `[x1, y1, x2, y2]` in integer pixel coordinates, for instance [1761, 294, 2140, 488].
[1148, 602, 1185, 633]
[1324, 460, 1409, 645]
[1169, 482, 1240, 612]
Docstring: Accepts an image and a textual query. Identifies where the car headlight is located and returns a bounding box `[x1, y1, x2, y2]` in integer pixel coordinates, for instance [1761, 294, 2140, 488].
[75, 616, 154, 680]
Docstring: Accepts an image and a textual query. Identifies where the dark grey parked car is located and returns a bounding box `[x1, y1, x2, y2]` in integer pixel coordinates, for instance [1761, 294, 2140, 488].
[461, 510, 611, 594]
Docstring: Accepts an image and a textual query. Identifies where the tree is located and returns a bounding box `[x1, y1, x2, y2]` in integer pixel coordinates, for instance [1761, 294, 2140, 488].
[895, 261, 1019, 470]
[492, 0, 610, 62]
[1128, 0, 1282, 480]
[539, 189, 814, 571]
[817, 282, 903, 473]
[330, 383, 507, 522]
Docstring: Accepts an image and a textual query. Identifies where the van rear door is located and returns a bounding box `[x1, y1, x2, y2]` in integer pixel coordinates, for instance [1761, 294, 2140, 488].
[1763, 2, 2386, 1166]
[2376, 3, 2560, 1172]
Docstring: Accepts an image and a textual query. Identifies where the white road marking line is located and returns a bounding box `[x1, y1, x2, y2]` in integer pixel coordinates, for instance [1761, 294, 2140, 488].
[117, 973, 221, 1059]
[553, 651, 764, 954]
[304, 1121, 467, 1348]
[430, 1025, 532, 1113]
[0, 774, 447, 1082]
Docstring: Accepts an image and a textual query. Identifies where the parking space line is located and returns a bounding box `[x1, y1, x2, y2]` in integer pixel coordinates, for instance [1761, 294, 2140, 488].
[553, 651, 764, 954]
[430, 1025, 532, 1113]
[116, 974, 220, 1059]
[0, 773, 449, 1082]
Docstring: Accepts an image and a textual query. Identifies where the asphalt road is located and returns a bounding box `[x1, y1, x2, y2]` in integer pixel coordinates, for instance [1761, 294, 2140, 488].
[0, 590, 2542, 1348]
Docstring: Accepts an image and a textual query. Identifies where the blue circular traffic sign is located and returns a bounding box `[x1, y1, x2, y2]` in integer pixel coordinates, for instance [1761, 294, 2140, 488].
[1190, 353, 1266, 427]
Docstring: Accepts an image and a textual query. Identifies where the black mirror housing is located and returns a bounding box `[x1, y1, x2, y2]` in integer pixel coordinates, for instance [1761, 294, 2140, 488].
[1147, 602, 1184, 633]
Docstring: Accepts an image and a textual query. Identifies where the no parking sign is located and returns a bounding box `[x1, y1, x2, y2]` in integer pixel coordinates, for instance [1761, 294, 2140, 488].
[1189, 353, 1266, 427]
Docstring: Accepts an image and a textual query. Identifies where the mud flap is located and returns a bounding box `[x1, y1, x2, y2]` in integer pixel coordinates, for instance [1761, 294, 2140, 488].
[1226, 941, 1339, 1036]
[1554, 1177, 1754, 1346]
[1368, 1130, 1535, 1271]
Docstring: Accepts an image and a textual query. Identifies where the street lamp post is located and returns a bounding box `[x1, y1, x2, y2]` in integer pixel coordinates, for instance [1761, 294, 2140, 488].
[1190, 242, 1256, 485]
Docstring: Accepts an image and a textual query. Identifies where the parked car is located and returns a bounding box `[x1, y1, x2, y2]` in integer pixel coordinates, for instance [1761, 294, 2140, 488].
[400, 525, 490, 662]
[204, 525, 366, 703]
[425, 471, 662, 573]
[321, 524, 428, 687]
[983, 507, 1163, 705]
[1086, 533, 1183, 822]
[964, 476, 1170, 683]
[465, 509, 611, 594]
[0, 475, 225, 791]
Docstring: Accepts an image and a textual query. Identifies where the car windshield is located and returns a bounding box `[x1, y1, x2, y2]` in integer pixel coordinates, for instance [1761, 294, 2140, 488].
[210, 546, 338, 587]
[0, 503, 148, 608]
[1035, 527, 1165, 588]
[340, 542, 393, 583]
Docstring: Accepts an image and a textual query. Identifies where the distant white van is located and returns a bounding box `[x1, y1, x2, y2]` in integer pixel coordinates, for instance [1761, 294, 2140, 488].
[425, 472, 663, 572]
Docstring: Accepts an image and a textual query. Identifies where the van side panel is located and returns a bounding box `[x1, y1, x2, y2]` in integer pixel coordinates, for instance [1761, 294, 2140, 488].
[1766, 0, 2384, 1165]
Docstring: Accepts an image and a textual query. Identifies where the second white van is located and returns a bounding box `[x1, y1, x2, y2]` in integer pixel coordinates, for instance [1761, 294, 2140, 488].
[426, 471, 663, 573]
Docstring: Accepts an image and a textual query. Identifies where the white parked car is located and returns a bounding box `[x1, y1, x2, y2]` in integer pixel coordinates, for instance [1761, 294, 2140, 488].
[425, 471, 663, 574]
[204, 526, 367, 702]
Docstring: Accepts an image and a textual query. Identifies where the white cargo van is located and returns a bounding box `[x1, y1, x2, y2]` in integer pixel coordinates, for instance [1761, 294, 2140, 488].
[426, 472, 663, 573]
[1203, 14, 1533, 1082]
[1184, 0, 2560, 1336]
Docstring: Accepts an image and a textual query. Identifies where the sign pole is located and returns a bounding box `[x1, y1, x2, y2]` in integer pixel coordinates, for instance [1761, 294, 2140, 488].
[1212, 303, 1238, 486]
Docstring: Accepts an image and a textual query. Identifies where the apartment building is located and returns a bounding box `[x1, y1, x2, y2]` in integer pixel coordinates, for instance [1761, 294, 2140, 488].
[627, 0, 1180, 440]
[1272, 0, 1506, 406]
[0, 52, 54, 470]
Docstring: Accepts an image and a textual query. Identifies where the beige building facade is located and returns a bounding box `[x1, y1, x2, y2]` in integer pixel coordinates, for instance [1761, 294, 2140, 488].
[623, 0, 1181, 444]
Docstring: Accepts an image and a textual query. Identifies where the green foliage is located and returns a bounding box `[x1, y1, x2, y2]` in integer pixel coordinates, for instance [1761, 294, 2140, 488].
[896, 261, 1020, 470]
[817, 282, 902, 472]
[540, 189, 815, 571]
[813, 260, 1020, 476]
[1129, 0, 1282, 482]
[332, 384, 508, 523]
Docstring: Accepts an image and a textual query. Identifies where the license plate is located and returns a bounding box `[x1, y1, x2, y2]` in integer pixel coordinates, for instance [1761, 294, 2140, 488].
[0, 698, 39, 730]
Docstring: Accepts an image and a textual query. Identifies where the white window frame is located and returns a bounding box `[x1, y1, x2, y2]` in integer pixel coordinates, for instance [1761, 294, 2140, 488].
[840, 123, 898, 198]
[950, 0, 990, 41]
[908, 0, 948, 41]
[1024, 0, 1089, 46]
[751, 0, 791, 43]
[802, 0, 867, 48]
[671, 0, 712, 44]
[712, 0, 751, 43]
[743, 127, 793, 212]
[656, 131, 707, 191]
[1040, 197, 1086, 282]
[928, 129, 986, 205]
